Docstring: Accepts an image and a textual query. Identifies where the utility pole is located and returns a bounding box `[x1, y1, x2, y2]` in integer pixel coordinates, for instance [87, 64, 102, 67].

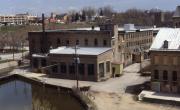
[21, 42, 24, 60]
[139, 45, 143, 73]
[12, 34, 15, 61]
[74, 45, 80, 89]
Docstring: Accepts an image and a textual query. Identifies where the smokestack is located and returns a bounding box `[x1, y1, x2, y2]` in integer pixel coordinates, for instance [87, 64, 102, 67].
[42, 13, 45, 32]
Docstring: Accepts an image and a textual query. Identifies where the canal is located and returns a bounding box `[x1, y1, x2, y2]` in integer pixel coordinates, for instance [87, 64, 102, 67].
[0, 79, 85, 110]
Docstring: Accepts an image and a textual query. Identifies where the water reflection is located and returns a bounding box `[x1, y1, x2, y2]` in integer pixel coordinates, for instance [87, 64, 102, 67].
[0, 80, 84, 110]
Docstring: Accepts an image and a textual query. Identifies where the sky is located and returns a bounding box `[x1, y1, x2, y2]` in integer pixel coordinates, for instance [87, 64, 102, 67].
[0, 0, 180, 16]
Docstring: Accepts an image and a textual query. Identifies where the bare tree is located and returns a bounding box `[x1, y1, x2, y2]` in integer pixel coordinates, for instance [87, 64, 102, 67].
[82, 7, 96, 20]
[99, 6, 114, 17]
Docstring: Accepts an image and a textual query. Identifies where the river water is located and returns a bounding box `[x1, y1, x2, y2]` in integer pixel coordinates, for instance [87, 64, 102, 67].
[0, 79, 84, 110]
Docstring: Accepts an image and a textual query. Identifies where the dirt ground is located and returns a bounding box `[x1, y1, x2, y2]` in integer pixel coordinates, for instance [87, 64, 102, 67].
[92, 92, 180, 110]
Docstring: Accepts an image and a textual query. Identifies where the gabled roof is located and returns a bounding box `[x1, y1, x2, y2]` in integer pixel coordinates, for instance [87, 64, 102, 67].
[50, 46, 112, 55]
[150, 28, 180, 51]
[173, 6, 180, 18]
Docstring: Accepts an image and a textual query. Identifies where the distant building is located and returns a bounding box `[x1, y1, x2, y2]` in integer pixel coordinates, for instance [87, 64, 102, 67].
[118, 24, 154, 66]
[28, 23, 154, 81]
[0, 13, 38, 25]
[150, 28, 180, 93]
[49, 13, 69, 24]
[173, 6, 180, 28]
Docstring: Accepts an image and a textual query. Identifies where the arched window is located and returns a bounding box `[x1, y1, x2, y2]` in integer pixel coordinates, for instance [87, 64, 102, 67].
[103, 40, 107, 46]
[94, 38, 98, 46]
[85, 39, 88, 46]
[154, 70, 159, 80]
[163, 40, 168, 49]
[57, 38, 61, 46]
[172, 71, 177, 81]
[66, 40, 69, 46]
[76, 40, 79, 45]
[163, 70, 168, 80]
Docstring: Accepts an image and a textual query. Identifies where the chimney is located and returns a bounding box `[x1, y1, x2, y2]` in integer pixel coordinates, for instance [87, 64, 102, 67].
[163, 40, 168, 49]
[41, 13, 49, 53]
[42, 13, 45, 32]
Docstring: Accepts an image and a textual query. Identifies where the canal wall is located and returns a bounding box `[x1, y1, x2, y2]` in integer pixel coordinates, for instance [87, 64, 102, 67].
[0, 73, 94, 110]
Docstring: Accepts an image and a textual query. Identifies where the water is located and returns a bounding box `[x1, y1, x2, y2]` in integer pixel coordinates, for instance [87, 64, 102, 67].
[0, 80, 84, 110]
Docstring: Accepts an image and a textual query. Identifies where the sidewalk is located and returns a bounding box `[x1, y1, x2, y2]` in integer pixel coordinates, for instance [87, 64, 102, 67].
[139, 90, 180, 103]
[0, 61, 17, 70]
[10, 64, 150, 93]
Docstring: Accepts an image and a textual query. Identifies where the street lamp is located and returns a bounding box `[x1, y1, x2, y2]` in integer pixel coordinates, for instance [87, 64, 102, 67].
[73, 45, 80, 89]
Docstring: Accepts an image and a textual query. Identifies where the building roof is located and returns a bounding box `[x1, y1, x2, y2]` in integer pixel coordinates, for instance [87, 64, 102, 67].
[150, 28, 180, 51]
[50, 46, 112, 55]
[173, 6, 180, 18]
[32, 54, 48, 58]
[30, 25, 155, 33]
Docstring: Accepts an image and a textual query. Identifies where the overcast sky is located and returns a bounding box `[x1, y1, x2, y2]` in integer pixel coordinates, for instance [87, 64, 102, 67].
[0, 0, 179, 15]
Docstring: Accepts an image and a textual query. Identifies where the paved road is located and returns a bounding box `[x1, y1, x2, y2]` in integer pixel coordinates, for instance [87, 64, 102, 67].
[90, 63, 150, 93]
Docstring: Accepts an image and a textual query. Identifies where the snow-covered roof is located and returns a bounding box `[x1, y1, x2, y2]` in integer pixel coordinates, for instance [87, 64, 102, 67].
[50, 46, 112, 55]
[75, 27, 100, 31]
[150, 28, 180, 51]
[32, 54, 48, 58]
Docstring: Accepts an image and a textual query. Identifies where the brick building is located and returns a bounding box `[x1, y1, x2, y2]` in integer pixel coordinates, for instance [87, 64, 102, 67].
[33, 47, 112, 81]
[118, 24, 154, 66]
[28, 23, 154, 81]
[150, 28, 180, 93]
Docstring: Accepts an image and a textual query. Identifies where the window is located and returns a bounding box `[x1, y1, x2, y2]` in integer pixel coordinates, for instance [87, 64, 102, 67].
[103, 40, 107, 46]
[79, 64, 85, 75]
[173, 57, 178, 65]
[122, 35, 125, 40]
[106, 61, 110, 73]
[118, 46, 121, 52]
[76, 40, 79, 45]
[154, 70, 159, 80]
[85, 39, 88, 46]
[66, 40, 69, 46]
[99, 63, 104, 77]
[32, 39, 35, 47]
[154, 56, 159, 65]
[57, 38, 61, 46]
[94, 38, 98, 46]
[172, 71, 177, 81]
[52, 65, 58, 73]
[163, 40, 168, 48]
[41, 59, 47, 67]
[33, 58, 38, 68]
[88, 64, 94, 75]
[61, 63, 67, 73]
[163, 56, 168, 65]
[69, 64, 75, 74]
[163, 70, 168, 80]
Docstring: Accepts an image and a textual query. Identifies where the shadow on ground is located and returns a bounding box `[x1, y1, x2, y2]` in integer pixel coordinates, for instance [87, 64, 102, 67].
[125, 81, 151, 95]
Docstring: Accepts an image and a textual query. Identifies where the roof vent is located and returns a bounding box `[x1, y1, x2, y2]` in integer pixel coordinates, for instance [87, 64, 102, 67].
[163, 40, 168, 49]
[124, 24, 136, 31]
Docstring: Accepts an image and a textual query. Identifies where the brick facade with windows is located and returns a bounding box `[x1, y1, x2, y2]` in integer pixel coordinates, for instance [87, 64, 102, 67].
[28, 24, 154, 80]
